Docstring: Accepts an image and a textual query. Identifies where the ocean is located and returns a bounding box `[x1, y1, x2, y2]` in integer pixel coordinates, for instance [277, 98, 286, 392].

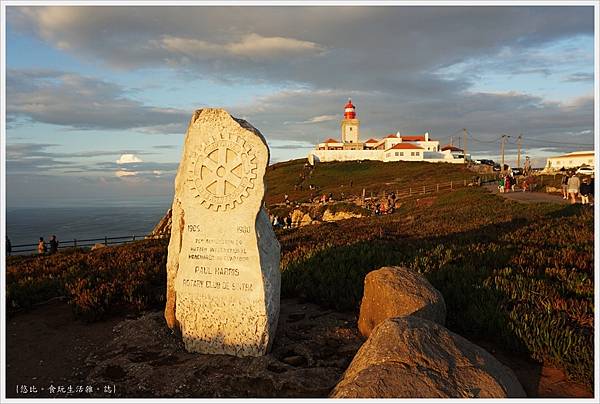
[6, 201, 171, 250]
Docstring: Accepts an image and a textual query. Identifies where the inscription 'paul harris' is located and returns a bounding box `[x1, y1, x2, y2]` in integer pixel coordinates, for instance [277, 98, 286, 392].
[165, 109, 280, 357]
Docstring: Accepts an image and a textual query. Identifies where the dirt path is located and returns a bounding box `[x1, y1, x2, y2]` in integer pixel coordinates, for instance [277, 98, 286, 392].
[6, 300, 126, 398]
[483, 184, 570, 204]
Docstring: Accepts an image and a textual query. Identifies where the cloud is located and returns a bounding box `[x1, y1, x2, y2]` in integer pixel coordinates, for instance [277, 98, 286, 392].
[5, 143, 178, 179]
[8, 6, 592, 91]
[152, 144, 178, 149]
[155, 33, 325, 61]
[116, 153, 143, 164]
[288, 114, 338, 125]
[5, 6, 594, 164]
[563, 72, 594, 82]
[231, 88, 594, 158]
[6, 69, 189, 133]
[115, 170, 138, 177]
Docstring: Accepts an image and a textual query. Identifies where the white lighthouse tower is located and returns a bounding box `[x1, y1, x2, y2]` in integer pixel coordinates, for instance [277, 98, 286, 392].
[341, 99, 362, 150]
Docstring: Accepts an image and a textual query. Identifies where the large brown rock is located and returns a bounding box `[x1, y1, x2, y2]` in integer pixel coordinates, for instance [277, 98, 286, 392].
[358, 266, 445, 337]
[331, 316, 526, 398]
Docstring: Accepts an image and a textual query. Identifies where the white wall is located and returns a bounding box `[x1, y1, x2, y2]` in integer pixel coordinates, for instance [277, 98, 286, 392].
[546, 154, 595, 170]
[308, 148, 466, 165]
[308, 149, 384, 163]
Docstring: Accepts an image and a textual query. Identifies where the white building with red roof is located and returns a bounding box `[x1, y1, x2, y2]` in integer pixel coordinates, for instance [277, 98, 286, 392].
[308, 99, 465, 164]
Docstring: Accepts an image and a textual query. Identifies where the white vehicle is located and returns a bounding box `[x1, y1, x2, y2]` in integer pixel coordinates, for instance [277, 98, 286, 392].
[576, 166, 594, 176]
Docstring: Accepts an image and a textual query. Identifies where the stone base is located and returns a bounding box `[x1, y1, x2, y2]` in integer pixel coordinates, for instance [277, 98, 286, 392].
[177, 295, 270, 356]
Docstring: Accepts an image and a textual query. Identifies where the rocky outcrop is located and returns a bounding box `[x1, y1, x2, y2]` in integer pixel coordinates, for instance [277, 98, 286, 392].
[322, 209, 362, 222]
[357, 266, 445, 337]
[291, 209, 313, 227]
[331, 316, 526, 398]
[85, 299, 363, 398]
[147, 208, 172, 239]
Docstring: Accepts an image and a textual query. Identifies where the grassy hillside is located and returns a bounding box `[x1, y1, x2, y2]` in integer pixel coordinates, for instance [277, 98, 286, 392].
[265, 158, 476, 204]
[278, 189, 593, 386]
[6, 160, 594, 388]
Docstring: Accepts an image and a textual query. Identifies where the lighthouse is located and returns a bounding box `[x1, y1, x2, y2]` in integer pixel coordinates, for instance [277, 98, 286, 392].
[341, 98, 361, 149]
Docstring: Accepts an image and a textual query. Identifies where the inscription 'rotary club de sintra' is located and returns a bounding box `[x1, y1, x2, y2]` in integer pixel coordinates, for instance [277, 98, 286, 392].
[188, 134, 257, 211]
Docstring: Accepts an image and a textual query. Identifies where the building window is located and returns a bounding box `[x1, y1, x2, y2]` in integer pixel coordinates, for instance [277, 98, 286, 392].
[411, 152, 415, 156]
[395, 152, 399, 156]
[416, 152, 420, 156]
[386, 153, 390, 157]
[400, 152, 404, 156]
[589, 159, 593, 164]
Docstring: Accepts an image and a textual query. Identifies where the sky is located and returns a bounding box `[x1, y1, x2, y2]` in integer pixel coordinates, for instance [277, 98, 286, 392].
[3, 4, 596, 208]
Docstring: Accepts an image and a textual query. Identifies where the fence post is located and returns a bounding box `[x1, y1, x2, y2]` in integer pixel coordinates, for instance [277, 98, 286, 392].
[105, 236, 108, 246]
[450, 181, 453, 189]
[464, 179, 467, 187]
[133, 235, 136, 241]
[437, 184, 439, 192]
[409, 187, 412, 195]
[422, 185, 425, 194]
[74, 238, 77, 248]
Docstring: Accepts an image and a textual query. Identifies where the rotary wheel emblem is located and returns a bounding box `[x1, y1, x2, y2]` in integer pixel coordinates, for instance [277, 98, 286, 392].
[188, 134, 257, 211]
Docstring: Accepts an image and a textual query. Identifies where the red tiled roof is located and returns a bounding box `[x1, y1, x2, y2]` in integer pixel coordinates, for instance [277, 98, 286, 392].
[401, 135, 426, 141]
[441, 145, 463, 152]
[389, 143, 424, 150]
[323, 138, 340, 143]
[365, 138, 379, 143]
[385, 133, 400, 139]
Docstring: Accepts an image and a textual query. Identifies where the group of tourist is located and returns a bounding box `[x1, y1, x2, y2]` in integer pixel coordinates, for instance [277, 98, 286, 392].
[271, 215, 293, 229]
[368, 192, 396, 216]
[5, 234, 60, 256]
[497, 168, 517, 193]
[38, 235, 59, 255]
[561, 172, 594, 205]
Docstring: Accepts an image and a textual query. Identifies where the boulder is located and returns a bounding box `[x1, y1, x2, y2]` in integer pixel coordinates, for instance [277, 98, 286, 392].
[322, 209, 362, 222]
[331, 316, 526, 398]
[301, 213, 313, 226]
[358, 266, 445, 337]
[290, 209, 313, 227]
[91, 243, 106, 251]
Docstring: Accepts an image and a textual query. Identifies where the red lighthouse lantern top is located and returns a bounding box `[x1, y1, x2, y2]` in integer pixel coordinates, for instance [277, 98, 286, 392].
[344, 98, 356, 119]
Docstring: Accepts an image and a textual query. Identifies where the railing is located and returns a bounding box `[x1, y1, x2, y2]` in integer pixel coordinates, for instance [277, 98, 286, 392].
[274, 174, 497, 208]
[8, 234, 168, 255]
[384, 174, 497, 201]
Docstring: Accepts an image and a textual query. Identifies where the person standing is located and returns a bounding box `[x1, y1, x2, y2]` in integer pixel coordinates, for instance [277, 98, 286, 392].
[49, 235, 59, 254]
[38, 237, 47, 255]
[6, 236, 11, 256]
[567, 172, 581, 204]
[504, 174, 511, 193]
[286, 216, 292, 229]
[579, 177, 592, 205]
[561, 173, 569, 199]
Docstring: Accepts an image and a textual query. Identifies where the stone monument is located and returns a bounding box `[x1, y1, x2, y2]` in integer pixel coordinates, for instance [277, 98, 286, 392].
[165, 108, 281, 357]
